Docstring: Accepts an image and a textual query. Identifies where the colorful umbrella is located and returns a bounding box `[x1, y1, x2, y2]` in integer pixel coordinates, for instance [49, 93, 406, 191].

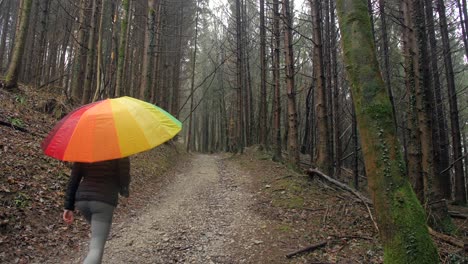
[41, 96, 182, 162]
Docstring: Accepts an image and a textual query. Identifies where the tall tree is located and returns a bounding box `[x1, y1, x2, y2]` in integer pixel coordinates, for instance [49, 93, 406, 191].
[456, 0, 468, 60]
[272, 0, 282, 161]
[282, 0, 300, 167]
[411, 0, 454, 233]
[330, 0, 342, 178]
[3, 0, 33, 90]
[93, 0, 108, 102]
[81, 0, 98, 104]
[424, 0, 451, 200]
[187, 0, 199, 152]
[71, 0, 89, 101]
[235, 0, 244, 153]
[437, 0, 467, 205]
[0, 0, 12, 72]
[258, 0, 268, 148]
[140, 0, 158, 100]
[402, 0, 424, 200]
[336, 0, 439, 262]
[115, 0, 131, 98]
[310, 0, 330, 172]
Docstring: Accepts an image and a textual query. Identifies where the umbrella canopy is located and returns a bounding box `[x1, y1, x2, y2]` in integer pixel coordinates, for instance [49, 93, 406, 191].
[41, 96, 182, 162]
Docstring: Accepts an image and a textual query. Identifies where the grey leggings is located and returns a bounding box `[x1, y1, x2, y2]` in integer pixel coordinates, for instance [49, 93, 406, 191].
[75, 201, 115, 264]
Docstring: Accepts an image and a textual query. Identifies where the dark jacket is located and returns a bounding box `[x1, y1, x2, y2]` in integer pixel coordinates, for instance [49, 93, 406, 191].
[64, 157, 130, 210]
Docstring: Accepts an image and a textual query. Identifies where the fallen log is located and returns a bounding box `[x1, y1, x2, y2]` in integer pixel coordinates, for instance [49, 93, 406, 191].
[428, 227, 468, 251]
[286, 241, 327, 259]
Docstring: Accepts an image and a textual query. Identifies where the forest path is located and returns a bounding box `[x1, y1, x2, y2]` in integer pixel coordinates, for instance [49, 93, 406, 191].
[99, 154, 266, 263]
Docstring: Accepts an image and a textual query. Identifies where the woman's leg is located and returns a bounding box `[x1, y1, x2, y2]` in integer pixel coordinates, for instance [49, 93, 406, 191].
[78, 201, 115, 264]
[75, 201, 92, 223]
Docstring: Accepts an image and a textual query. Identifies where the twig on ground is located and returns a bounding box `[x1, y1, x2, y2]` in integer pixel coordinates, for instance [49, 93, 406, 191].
[303, 207, 326, 212]
[329, 234, 374, 241]
[286, 241, 328, 259]
[0, 120, 29, 133]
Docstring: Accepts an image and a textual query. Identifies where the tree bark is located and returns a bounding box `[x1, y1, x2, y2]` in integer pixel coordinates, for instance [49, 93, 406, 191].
[187, 1, 199, 152]
[402, 0, 424, 201]
[4, 0, 33, 90]
[425, 0, 451, 200]
[258, 0, 267, 148]
[115, 0, 131, 98]
[282, 0, 299, 167]
[336, 0, 439, 262]
[0, 0, 12, 71]
[272, 0, 282, 161]
[310, 0, 329, 172]
[437, 0, 466, 205]
[81, 0, 98, 104]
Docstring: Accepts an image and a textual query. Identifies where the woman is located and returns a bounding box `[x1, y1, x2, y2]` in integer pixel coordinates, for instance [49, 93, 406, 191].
[63, 157, 130, 264]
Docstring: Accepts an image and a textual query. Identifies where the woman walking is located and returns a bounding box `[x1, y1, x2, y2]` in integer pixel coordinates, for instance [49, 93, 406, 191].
[62, 157, 130, 264]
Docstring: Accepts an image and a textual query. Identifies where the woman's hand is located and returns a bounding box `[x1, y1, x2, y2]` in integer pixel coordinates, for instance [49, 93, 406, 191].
[63, 210, 74, 224]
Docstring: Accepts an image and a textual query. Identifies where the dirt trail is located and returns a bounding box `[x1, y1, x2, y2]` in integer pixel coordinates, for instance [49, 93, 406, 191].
[97, 154, 265, 263]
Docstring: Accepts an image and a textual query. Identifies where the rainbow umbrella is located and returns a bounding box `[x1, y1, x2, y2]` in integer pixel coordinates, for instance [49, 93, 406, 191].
[41, 96, 182, 162]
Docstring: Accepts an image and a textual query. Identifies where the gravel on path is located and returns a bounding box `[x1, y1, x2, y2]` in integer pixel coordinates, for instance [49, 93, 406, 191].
[100, 154, 265, 264]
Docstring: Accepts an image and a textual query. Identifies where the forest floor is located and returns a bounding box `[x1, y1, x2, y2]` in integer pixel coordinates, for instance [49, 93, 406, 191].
[0, 86, 467, 263]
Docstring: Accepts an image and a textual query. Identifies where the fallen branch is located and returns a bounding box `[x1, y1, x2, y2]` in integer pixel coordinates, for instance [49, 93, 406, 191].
[440, 153, 468, 174]
[0, 120, 29, 133]
[329, 234, 374, 241]
[286, 241, 327, 259]
[448, 211, 468, 219]
[307, 168, 372, 205]
[428, 227, 468, 251]
[307, 168, 379, 232]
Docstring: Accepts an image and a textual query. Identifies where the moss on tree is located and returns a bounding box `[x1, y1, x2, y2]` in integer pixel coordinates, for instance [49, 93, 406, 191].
[336, 0, 439, 262]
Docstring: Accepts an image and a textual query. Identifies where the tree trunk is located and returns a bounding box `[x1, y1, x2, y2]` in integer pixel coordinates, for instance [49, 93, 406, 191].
[330, 0, 342, 178]
[22, 0, 38, 84]
[187, 1, 199, 152]
[272, 0, 282, 161]
[0, 0, 12, 72]
[311, 0, 329, 172]
[324, 0, 334, 176]
[437, 0, 467, 205]
[4, 0, 33, 90]
[352, 101, 359, 189]
[412, 0, 454, 233]
[115, 0, 131, 98]
[425, 0, 451, 200]
[282, 0, 299, 167]
[402, 0, 424, 201]
[140, 0, 157, 100]
[258, 0, 267, 149]
[81, 0, 98, 104]
[92, 0, 107, 102]
[71, 0, 89, 101]
[456, 0, 468, 60]
[235, 0, 244, 153]
[36, 0, 51, 87]
[171, 3, 183, 118]
[336, 1, 439, 262]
